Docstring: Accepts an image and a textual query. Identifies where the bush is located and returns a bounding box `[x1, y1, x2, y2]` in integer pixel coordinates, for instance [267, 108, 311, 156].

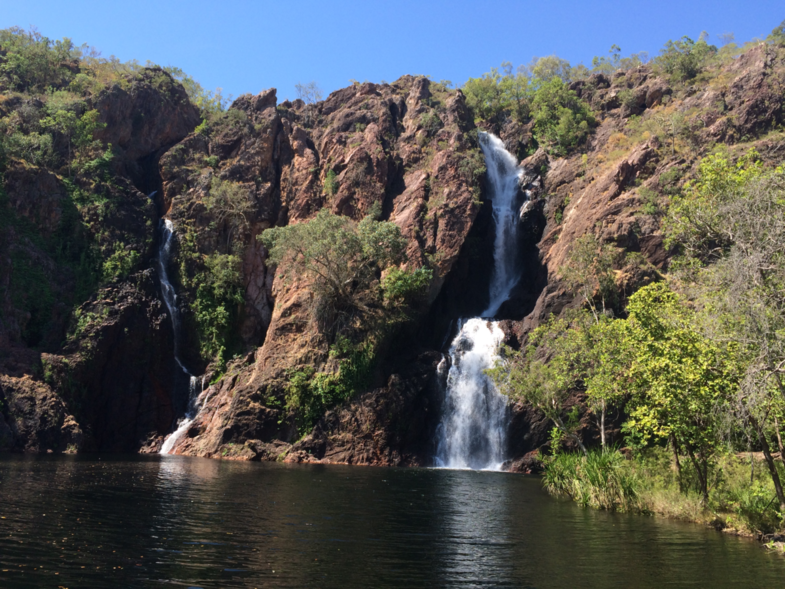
[655, 35, 717, 83]
[285, 340, 375, 435]
[0, 27, 80, 92]
[381, 267, 432, 306]
[190, 253, 244, 365]
[419, 111, 443, 136]
[102, 247, 140, 282]
[259, 207, 408, 334]
[769, 20, 785, 45]
[530, 77, 595, 155]
[323, 169, 338, 196]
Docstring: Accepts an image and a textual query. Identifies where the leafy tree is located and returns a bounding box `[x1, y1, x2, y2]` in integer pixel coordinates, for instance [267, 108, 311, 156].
[655, 34, 717, 83]
[323, 169, 338, 196]
[492, 313, 591, 455]
[560, 234, 620, 320]
[665, 149, 765, 259]
[768, 20, 785, 45]
[591, 45, 649, 75]
[204, 177, 253, 251]
[259, 207, 409, 334]
[667, 151, 785, 512]
[381, 266, 433, 307]
[522, 55, 572, 83]
[622, 283, 741, 503]
[529, 76, 595, 155]
[463, 57, 596, 153]
[0, 27, 79, 92]
[462, 67, 508, 122]
[192, 253, 244, 365]
[164, 66, 229, 117]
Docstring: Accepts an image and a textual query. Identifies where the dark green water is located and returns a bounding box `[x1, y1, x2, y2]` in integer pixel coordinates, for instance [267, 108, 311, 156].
[0, 455, 782, 588]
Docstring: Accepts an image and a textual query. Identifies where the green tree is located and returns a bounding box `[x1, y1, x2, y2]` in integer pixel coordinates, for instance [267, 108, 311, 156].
[667, 151, 785, 513]
[665, 148, 765, 259]
[523, 55, 572, 83]
[259, 207, 410, 334]
[462, 67, 507, 122]
[655, 34, 717, 82]
[492, 313, 590, 455]
[622, 283, 741, 503]
[164, 65, 229, 117]
[560, 234, 620, 320]
[529, 77, 595, 155]
[767, 19, 785, 45]
[0, 27, 79, 92]
[191, 253, 244, 365]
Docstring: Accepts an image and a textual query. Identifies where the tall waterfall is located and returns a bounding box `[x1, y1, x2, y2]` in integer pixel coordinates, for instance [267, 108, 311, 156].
[435, 133, 524, 470]
[156, 219, 204, 455]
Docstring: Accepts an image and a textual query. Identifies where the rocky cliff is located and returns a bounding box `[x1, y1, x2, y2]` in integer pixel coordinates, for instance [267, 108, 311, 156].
[2, 38, 785, 465]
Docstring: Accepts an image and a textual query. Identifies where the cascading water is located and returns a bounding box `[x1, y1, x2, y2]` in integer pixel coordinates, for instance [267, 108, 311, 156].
[156, 219, 204, 455]
[435, 133, 525, 470]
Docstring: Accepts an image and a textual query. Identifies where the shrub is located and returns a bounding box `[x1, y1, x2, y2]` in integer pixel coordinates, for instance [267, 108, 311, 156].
[204, 177, 252, 251]
[530, 77, 595, 155]
[419, 111, 443, 136]
[102, 247, 140, 282]
[285, 340, 375, 435]
[323, 169, 338, 196]
[190, 253, 244, 365]
[259, 207, 407, 334]
[381, 267, 432, 305]
[655, 35, 717, 83]
[0, 27, 79, 92]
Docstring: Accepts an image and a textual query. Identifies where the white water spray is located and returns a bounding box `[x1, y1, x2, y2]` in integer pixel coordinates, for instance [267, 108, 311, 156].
[156, 219, 205, 455]
[435, 133, 525, 470]
[480, 133, 525, 318]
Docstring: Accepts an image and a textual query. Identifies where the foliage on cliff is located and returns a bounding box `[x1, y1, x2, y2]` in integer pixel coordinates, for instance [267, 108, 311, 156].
[261, 208, 432, 434]
[497, 139, 785, 528]
[462, 62, 595, 155]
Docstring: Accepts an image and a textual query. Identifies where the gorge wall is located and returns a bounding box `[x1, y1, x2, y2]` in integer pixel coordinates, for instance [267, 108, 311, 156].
[2, 41, 785, 466]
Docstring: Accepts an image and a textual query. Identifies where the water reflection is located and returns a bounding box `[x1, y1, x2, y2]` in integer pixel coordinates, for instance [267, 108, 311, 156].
[0, 455, 782, 588]
[435, 470, 515, 586]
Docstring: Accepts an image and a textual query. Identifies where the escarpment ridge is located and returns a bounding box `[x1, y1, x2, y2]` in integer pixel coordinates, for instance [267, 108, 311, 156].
[2, 29, 785, 466]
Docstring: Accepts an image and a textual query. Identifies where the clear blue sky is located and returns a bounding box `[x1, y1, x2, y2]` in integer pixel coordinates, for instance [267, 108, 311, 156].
[1, 0, 782, 102]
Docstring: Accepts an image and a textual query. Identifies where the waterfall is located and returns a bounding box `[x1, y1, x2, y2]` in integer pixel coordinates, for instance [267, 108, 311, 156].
[435, 133, 524, 470]
[156, 219, 204, 455]
[480, 133, 524, 318]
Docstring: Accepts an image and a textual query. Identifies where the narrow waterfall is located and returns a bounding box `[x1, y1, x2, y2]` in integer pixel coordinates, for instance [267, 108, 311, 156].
[435, 133, 524, 470]
[481, 133, 524, 318]
[156, 219, 204, 455]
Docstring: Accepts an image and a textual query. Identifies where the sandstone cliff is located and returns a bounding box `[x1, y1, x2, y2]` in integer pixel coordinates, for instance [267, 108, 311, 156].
[2, 40, 785, 466]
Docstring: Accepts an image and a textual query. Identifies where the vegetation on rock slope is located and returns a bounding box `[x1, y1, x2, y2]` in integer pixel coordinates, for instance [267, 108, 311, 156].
[489, 20, 785, 538]
[3, 15, 785, 526]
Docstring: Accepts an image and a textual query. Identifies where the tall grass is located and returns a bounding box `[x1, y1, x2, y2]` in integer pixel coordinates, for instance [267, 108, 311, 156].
[543, 449, 640, 512]
[542, 448, 785, 536]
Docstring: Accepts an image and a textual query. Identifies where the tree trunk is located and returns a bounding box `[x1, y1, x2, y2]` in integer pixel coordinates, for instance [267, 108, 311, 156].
[670, 434, 683, 493]
[553, 416, 588, 456]
[751, 415, 785, 515]
[600, 401, 606, 449]
[685, 444, 709, 504]
[775, 416, 785, 470]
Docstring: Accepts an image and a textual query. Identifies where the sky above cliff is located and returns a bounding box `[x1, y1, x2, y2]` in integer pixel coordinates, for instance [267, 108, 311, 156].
[1, 0, 782, 102]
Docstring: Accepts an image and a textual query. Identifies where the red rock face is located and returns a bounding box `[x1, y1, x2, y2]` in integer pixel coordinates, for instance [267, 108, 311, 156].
[5, 47, 785, 463]
[160, 76, 485, 460]
[162, 48, 785, 462]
